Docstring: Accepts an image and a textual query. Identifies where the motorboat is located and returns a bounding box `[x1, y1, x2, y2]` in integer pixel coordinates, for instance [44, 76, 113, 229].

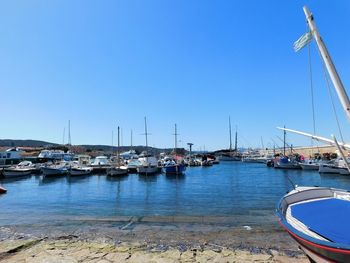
[107, 166, 128, 176]
[127, 159, 141, 173]
[70, 166, 93, 176]
[137, 154, 159, 174]
[274, 156, 301, 169]
[38, 150, 74, 161]
[41, 162, 70, 177]
[89, 156, 111, 173]
[277, 186, 350, 262]
[2, 162, 33, 178]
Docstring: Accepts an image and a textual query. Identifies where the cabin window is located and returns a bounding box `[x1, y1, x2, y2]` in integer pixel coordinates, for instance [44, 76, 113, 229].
[7, 153, 10, 158]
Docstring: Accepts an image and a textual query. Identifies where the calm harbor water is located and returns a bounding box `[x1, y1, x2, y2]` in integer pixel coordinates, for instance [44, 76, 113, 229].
[1, 162, 350, 229]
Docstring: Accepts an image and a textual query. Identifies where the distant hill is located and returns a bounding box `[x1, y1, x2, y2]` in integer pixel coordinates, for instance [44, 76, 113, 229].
[0, 139, 58, 148]
[0, 139, 184, 155]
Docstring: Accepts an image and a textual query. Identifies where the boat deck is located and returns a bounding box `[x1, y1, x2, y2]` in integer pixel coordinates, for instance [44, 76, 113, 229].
[287, 197, 350, 245]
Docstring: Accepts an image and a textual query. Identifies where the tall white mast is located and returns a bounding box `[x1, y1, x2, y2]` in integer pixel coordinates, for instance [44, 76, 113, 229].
[304, 6, 350, 123]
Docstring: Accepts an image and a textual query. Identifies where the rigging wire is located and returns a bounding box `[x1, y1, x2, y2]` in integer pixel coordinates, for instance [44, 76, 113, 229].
[307, 42, 320, 155]
[316, 47, 345, 144]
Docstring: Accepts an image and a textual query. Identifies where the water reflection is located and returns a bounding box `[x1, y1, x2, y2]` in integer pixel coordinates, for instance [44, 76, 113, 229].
[138, 174, 158, 182]
[0, 175, 32, 183]
[165, 173, 185, 181]
[66, 175, 91, 184]
[106, 174, 129, 183]
[39, 176, 66, 185]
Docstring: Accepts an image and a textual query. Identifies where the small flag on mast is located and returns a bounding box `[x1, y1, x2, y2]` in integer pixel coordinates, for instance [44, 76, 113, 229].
[293, 31, 313, 52]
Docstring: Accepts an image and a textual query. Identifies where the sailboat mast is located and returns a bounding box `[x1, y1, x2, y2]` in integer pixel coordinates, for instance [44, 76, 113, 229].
[131, 129, 133, 147]
[174, 124, 178, 153]
[68, 120, 71, 146]
[112, 130, 114, 154]
[304, 6, 350, 123]
[234, 125, 238, 152]
[117, 126, 120, 168]
[283, 125, 286, 156]
[229, 116, 232, 152]
[144, 117, 148, 148]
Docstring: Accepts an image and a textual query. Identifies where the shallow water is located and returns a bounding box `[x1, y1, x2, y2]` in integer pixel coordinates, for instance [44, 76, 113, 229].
[1, 162, 350, 229]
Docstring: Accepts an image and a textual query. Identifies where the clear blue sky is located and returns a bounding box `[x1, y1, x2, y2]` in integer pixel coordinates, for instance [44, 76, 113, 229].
[1, 1, 349, 151]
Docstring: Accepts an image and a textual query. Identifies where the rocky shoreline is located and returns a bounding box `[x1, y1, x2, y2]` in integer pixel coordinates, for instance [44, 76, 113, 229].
[0, 223, 308, 262]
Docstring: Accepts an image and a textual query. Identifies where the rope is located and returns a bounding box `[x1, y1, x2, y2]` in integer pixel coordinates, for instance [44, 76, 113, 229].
[316, 47, 345, 143]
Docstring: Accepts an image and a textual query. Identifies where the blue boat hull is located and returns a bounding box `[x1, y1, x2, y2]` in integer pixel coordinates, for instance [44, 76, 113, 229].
[162, 164, 186, 174]
[276, 187, 350, 263]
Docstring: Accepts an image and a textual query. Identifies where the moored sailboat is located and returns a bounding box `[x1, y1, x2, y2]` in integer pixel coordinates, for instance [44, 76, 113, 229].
[162, 124, 186, 175]
[107, 126, 128, 177]
[137, 117, 159, 175]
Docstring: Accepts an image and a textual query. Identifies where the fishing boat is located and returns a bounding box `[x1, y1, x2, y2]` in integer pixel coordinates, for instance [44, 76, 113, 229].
[137, 117, 159, 175]
[107, 126, 128, 177]
[277, 6, 350, 262]
[162, 124, 186, 175]
[163, 159, 186, 174]
[277, 186, 350, 262]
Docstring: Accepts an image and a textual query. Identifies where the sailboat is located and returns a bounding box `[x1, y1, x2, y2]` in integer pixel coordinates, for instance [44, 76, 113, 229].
[219, 117, 241, 161]
[162, 124, 186, 175]
[277, 6, 350, 262]
[137, 117, 159, 175]
[273, 127, 301, 169]
[107, 126, 128, 176]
